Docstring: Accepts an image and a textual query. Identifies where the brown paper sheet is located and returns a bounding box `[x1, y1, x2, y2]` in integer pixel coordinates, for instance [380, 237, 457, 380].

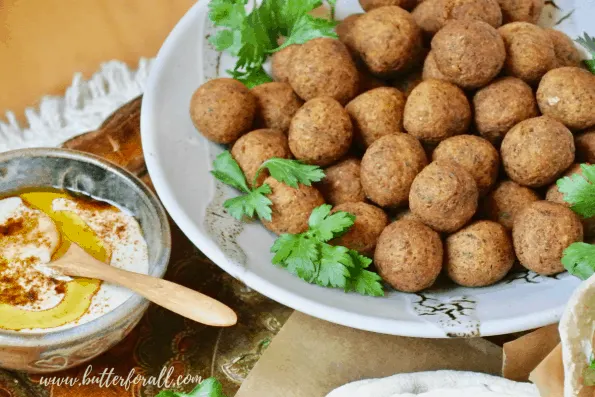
[503, 324, 560, 382]
[530, 344, 565, 397]
[235, 312, 503, 397]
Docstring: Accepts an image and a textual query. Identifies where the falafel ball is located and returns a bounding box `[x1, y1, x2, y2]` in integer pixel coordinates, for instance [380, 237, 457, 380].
[317, 157, 366, 205]
[251, 82, 304, 132]
[473, 77, 539, 144]
[403, 79, 471, 144]
[271, 45, 299, 84]
[498, 22, 556, 85]
[575, 129, 595, 164]
[501, 116, 575, 188]
[537, 67, 595, 131]
[346, 87, 407, 148]
[190, 78, 256, 144]
[331, 202, 389, 256]
[392, 69, 423, 96]
[336, 14, 362, 55]
[546, 29, 584, 68]
[261, 177, 325, 235]
[288, 97, 353, 166]
[545, 164, 595, 238]
[432, 135, 500, 194]
[231, 129, 292, 188]
[288, 38, 358, 105]
[422, 51, 448, 81]
[446, 220, 515, 287]
[361, 134, 428, 207]
[513, 201, 583, 275]
[497, 0, 544, 23]
[374, 219, 443, 292]
[481, 180, 540, 230]
[431, 20, 505, 89]
[356, 61, 388, 94]
[412, 0, 503, 37]
[409, 160, 479, 232]
[360, 0, 418, 12]
[351, 6, 422, 76]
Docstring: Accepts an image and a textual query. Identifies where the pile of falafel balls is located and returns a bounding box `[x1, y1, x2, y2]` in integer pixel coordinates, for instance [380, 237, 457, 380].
[190, 0, 595, 294]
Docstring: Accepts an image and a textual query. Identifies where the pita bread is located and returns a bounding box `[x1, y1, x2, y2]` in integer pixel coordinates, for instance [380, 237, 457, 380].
[560, 274, 595, 397]
[325, 371, 539, 397]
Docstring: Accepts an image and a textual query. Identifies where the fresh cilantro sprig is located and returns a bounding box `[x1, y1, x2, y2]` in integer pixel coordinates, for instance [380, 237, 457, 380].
[210, 151, 324, 221]
[156, 377, 227, 397]
[208, 0, 338, 87]
[271, 204, 385, 297]
[576, 33, 595, 74]
[558, 164, 595, 279]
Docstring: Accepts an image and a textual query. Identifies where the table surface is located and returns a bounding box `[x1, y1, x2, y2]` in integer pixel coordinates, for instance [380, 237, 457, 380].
[0, 0, 194, 119]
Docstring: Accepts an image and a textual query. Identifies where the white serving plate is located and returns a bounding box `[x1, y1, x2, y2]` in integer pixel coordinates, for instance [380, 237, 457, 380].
[141, 0, 594, 337]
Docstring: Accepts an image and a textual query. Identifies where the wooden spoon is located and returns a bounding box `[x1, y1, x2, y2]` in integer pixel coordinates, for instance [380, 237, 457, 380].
[48, 242, 238, 327]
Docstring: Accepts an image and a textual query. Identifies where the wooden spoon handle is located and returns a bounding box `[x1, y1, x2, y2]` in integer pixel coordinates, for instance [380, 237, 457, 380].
[62, 257, 238, 327]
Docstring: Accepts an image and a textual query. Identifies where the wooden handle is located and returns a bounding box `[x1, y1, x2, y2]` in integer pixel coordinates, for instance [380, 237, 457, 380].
[83, 262, 237, 327]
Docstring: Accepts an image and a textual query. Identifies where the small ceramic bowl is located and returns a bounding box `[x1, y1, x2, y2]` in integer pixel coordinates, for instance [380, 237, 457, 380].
[0, 148, 171, 373]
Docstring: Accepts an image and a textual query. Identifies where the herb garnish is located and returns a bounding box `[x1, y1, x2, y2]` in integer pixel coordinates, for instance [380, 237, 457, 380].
[271, 204, 385, 296]
[156, 377, 227, 397]
[576, 33, 595, 74]
[208, 0, 338, 87]
[210, 151, 324, 221]
[559, 164, 595, 279]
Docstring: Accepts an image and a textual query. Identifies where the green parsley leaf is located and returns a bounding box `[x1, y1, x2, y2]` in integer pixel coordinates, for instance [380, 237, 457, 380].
[307, 204, 355, 242]
[274, 14, 338, 52]
[256, 158, 325, 188]
[208, 0, 247, 29]
[211, 151, 251, 194]
[223, 184, 273, 221]
[562, 242, 595, 280]
[585, 356, 595, 386]
[229, 65, 273, 88]
[155, 377, 227, 397]
[270, 205, 384, 297]
[316, 244, 352, 288]
[557, 164, 595, 218]
[276, 0, 323, 34]
[577, 33, 595, 74]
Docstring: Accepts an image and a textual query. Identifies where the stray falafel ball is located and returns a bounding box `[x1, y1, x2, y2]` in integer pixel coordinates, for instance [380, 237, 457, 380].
[481, 180, 540, 230]
[317, 157, 366, 205]
[251, 82, 304, 132]
[360, 0, 418, 12]
[432, 135, 500, 194]
[361, 134, 428, 207]
[513, 201, 583, 275]
[271, 45, 299, 84]
[288, 38, 358, 105]
[546, 29, 584, 68]
[575, 129, 595, 164]
[546, 164, 595, 238]
[537, 67, 595, 131]
[497, 0, 544, 23]
[431, 20, 505, 89]
[409, 160, 479, 232]
[336, 14, 362, 55]
[346, 87, 407, 148]
[446, 220, 515, 287]
[412, 0, 502, 37]
[331, 202, 389, 256]
[352, 6, 422, 76]
[190, 78, 256, 144]
[501, 116, 575, 188]
[261, 177, 325, 235]
[374, 219, 443, 292]
[288, 97, 353, 166]
[403, 79, 471, 144]
[498, 22, 556, 85]
[231, 129, 292, 188]
[473, 77, 539, 144]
